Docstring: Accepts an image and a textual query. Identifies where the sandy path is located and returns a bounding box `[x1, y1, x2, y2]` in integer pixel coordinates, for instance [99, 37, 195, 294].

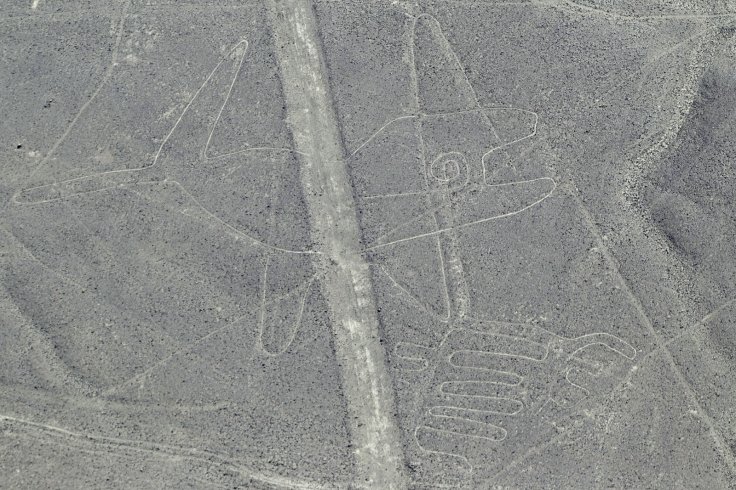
[265, 1, 408, 488]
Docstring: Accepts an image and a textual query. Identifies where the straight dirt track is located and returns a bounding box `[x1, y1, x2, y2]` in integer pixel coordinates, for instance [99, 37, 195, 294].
[265, 1, 408, 488]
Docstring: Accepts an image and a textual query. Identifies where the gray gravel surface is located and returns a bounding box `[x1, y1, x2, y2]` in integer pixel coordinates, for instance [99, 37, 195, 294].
[1, 0, 736, 488]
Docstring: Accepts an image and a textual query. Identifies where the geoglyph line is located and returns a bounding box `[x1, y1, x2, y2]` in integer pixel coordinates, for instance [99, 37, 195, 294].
[19, 0, 131, 191]
[12, 40, 318, 256]
[565, 182, 736, 475]
[0, 413, 338, 490]
[544, 0, 736, 21]
[363, 178, 557, 251]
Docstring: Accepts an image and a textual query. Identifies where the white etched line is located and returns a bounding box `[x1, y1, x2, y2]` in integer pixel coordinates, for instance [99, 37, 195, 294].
[566, 182, 736, 475]
[0, 414, 336, 489]
[365, 177, 557, 251]
[19, 0, 130, 190]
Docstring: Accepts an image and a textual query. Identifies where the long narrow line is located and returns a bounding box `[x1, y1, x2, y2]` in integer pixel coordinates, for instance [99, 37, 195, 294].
[265, 1, 408, 488]
[22, 0, 131, 188]
[567, 183, 736, 475]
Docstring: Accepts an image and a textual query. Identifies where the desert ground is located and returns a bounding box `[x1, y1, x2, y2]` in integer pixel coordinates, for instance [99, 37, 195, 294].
[1, 0, 736, 488]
